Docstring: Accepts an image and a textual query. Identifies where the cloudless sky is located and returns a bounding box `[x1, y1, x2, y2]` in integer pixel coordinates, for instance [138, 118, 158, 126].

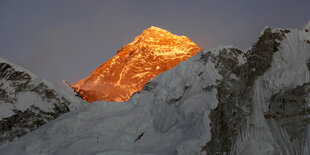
[1, 0, 310, 84]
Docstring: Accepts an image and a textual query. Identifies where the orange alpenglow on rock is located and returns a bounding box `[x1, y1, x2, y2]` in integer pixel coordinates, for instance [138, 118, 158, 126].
[72, 26, 202, 102]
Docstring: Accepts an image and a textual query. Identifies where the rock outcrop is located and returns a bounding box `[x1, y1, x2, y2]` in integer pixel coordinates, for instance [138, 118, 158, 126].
[0, 58, 84, 145]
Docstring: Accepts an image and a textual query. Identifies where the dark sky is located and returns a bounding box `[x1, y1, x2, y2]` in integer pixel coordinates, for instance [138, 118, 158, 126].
[1, 0, 309, 84]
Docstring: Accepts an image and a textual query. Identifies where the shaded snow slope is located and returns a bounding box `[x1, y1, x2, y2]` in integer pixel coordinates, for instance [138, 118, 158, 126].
[0, 48, 223, 154]
[1, 25, 310, 155]
[0, 57, 85, 145]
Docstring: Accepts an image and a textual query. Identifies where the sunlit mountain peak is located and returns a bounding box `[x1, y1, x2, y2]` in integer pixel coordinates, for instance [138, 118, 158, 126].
[73, 26, 202, 102]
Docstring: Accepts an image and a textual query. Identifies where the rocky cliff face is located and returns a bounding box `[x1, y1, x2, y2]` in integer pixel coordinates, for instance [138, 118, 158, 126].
[203, 27, 290, 154]
[0, 58, 84, 145]
[73, 26, 201, 102]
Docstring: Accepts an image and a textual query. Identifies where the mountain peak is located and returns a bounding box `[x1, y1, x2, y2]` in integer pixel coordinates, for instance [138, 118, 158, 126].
[127, 26, 196, 52]
[73, 27, 201, 102]
[140, 26, 179, 37]
[145, 26, 168, 32]
[138, 26, 185, 39]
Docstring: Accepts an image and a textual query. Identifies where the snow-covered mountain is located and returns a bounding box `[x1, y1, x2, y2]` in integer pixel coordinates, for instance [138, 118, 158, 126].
[0, 23, 310, 154]
[0, 57, 85, 145]
[73, 26, 201, 102]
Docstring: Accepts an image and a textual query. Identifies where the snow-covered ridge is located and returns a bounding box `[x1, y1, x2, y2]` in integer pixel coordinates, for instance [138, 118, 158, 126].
[0, 47, 223, 154]
[0, 57, 36, 79]
[0, 57, 85, 145]
[0, 35, 245, 154]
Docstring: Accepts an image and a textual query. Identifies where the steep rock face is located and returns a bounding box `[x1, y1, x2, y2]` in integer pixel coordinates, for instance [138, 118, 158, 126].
[73, 26, 201, 102]
[0, 58, 84, 145]
[268, 83, 310, 141]
[232, 28, 310, 154]
[203, 27, 310, 154]
[203, 27, 289, 154]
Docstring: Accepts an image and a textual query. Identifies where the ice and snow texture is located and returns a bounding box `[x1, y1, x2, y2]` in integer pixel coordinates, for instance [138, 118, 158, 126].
[0, 58, 85, 120]
[0, 50, 222, 154]
[234, 29, 310, 154]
